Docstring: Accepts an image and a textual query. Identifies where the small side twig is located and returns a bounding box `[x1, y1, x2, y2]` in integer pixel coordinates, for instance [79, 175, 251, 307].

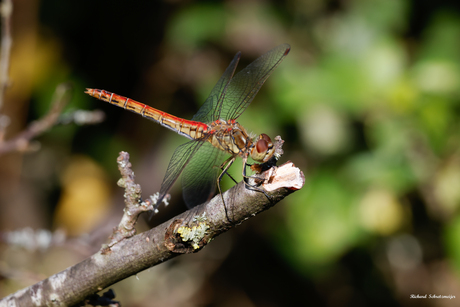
[102, 151, 168, 252]
[0, 83, 71, 154]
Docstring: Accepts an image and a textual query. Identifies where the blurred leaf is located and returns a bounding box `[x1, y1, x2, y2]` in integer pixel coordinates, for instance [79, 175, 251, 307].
[417, 12, 460, 63]
[351, 0, 408, 33]
[416, 96, 455, 153]
[344, 151, 415, 194]
[274, 171, 363, 275]
[166, 4, 226, 50]
[444, 215, 460, 273]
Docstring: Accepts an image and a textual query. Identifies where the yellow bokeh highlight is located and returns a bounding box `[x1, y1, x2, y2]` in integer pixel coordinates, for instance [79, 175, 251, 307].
[359, 189, 405, 235]
[54, 155, 111, 236]
[433, 158, 460, 215]
[8, 33, 64, 102]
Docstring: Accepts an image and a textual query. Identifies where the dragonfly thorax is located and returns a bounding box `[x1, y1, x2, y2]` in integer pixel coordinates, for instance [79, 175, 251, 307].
[207, 120, 250, 156]
[207, 120, 274, 163]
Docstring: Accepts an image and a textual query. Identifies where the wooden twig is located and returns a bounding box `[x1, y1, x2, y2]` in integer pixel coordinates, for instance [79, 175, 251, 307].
[0, 83, 71, 154]
[0, 0, 12, 111]
[101, 151, 168, 251]
[0, 159, 304, 306]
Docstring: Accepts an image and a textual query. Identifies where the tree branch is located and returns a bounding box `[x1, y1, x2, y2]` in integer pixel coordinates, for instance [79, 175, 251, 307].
[0, 0, 12, 111]
[0, 83, 104, 155]
[0, 160, 304, 306]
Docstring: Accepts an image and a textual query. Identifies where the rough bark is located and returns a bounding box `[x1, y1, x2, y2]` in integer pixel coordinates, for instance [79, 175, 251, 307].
[0, 162, 304, 306]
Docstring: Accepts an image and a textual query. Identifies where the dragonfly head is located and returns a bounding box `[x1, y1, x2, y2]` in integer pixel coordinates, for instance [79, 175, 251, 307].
[250, 133, 275, 163]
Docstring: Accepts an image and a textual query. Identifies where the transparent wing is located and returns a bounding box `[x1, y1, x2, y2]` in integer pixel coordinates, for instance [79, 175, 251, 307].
[181, 142, 227, 208]
[191, 52, 241, 123]
[156, 138, 207, 210]
[156, 44, 290, 210]
[218, 43, 291, 121]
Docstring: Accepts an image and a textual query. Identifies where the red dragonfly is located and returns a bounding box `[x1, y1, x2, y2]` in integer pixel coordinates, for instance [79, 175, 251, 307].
[86, 44, 290, 211]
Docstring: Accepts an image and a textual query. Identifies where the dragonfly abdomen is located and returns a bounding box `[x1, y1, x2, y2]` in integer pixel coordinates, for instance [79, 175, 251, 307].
[85, 89, 208, 140]
[158, 115, 207, 140]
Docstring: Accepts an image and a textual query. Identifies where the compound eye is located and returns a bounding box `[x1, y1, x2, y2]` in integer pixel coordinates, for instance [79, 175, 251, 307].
[251, 134, 275, 163]
[260, 133, 271, 143]
[256, 139, 268, 153]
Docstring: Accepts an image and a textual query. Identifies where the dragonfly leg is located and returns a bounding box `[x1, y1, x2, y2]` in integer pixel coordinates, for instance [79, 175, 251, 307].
[241, 157, 273, 203]
[219, 159, 239, 185]
[217, 155, 237, 223]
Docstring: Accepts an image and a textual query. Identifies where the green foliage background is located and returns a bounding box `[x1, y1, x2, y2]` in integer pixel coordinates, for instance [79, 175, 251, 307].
[2, 0, 460, 305]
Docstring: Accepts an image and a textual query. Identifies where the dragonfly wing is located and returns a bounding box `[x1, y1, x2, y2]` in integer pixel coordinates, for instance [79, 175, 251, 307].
[181, 141, 227, 208]
[218, 44, 291, 121]
[156, 138, 207, 210]
[191, 52, 241, 124]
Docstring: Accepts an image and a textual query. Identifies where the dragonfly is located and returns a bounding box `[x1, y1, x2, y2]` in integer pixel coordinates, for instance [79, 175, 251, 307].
[86, 43, 290, 212]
